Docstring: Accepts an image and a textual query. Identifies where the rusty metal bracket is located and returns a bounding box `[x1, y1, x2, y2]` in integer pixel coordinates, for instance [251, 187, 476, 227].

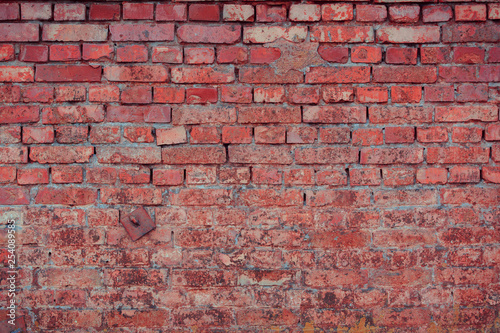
[120, 207, 156, 241]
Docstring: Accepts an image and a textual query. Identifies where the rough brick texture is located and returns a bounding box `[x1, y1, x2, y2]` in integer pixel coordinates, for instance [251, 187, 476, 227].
[1, 1, 499, 331]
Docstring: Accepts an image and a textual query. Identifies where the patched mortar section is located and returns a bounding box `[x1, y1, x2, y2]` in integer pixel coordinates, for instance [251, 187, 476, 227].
[265, 39, 326, 74]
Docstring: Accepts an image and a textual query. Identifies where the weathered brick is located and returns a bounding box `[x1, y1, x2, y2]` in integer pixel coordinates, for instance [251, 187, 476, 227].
[104, 65, 168, 82]
[110, 24, 174, 41]
[311, 26, 374, 43]
[178, 24, 240, 43]
[0, 23, 38, 42]
[36, 65, 101, 82]
[97, 147, 161, 164]
[43, 24, 107, 41]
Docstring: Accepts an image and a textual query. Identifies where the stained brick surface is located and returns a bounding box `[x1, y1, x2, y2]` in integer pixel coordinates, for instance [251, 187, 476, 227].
[1, 1, 500, 331]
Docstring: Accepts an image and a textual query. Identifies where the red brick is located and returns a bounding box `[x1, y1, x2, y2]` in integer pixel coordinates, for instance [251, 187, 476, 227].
[456, 5, 487, 22]
[0, 85, 21, 103]
[189, 4, 220, 21]
[0, 66, 34, 82]
[0, 125, 21, 144]
[30, 146, 93, 164]
[255, 126, 285, 144]
[186, 166, 217, 185]
[97, 147, 161, 164]
[435, 105, 498, 122]
[153, 169, 184, 186]
[391, 86, 422, 103]
[386, 48, 417, 65]
[217, 46, 247, 64]
[296, 147, 358, 165]
[254, 86, 285, 103]
[172, 189, 233, 206]
[121, 86, 152, 104]
[229, 146, 292, 164]
[89, 85, 119, 103]
[357, 5, 387, 22]
[322, 4, 353, 21]
[89, 4, 120, 20]
[454, 47, 485, 64]
[86, 167, 117, 184]
[449, 166, 480, 183]
[311, 26, 373, 43]
[351, 46, 382, 63]
[117, 45, 148, 63]
[322, 86, 354, 103]
[123, 3, 154, 20]
[172, 106, 235, 125]
[162, 146, 226, 164]
[110, 24, 174, 42]
[369, 106, 433, 124]
[50, 45, 81, 61]
[185, 47, 215, 65]
[356, 87, 388, 103]
[223, 5, 254, 22]
[383, 168, 415, 187]
[21, 3, 51, 20]
[0, 44, 14, 61]
[287, 127, 317, 144]
[22, 126, 53, 144]
[0, 23, 39, 42]
[0, 166, 16, 183]
[154, 87, 184, 103]
[417, 127, 448, 143]
[157, 127, 187, 145]
[36, 187, 96, 206]
[222, 126, 252, 144]
[55, 86, 85, 102]
[119, 167, 150, 184]
[417, 168, 447, 185]
[36, 65, 101, 82]
[54, 4, 85, 21]
[378, 26, 440, 43]
[485, 123, 500, 141]
[489, 4, 500, 20]
[104, 65, 168, 82]
[456, 84, 488, 102]
[361, 148, 423, 164]
[318, 46, 349, 64]
[178, 24, 240, 44]
[42, 105, 104, 124]
[123, 126, 154, 143]
[82, 43, 114, 61]
[240, 67, 303, 84]
[17, 168, 49, 185]
[452, 127, 483, 143]
[306, 67, 370, 84]
[55, 125, 88, 144]
[424, 85, 454, 102]
[421, 47, 451, 64]
[256, 5, 286, 22]
[156, 4, 187, 21]
[350, 168, 381, 186]
[483, 167, 500, 183]
[250, 47, 281, 64]
[385, 127, 415, 144]
[43, 24, 107, 42]
[52, 165, 83, 184]
[239, 106, 300, 124]
[101, 188, 162, 205]
[427, 147, 489, 164]
[0, 105, 39, 124]
[423, 5, 452, 23]
[352, 129, 383, 146]
[185, 88, 217, 104]
[389, 5, 420, 23]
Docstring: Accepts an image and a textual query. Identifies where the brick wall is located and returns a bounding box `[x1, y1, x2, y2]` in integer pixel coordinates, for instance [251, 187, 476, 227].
[1, 1, 500, 331]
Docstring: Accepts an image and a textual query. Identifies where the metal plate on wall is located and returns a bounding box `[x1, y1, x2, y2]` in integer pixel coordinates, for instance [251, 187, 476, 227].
[120, 207, 156, 241]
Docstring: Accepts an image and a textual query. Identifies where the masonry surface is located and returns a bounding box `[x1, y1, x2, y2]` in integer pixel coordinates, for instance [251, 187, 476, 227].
[0, 0, 499, 331]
